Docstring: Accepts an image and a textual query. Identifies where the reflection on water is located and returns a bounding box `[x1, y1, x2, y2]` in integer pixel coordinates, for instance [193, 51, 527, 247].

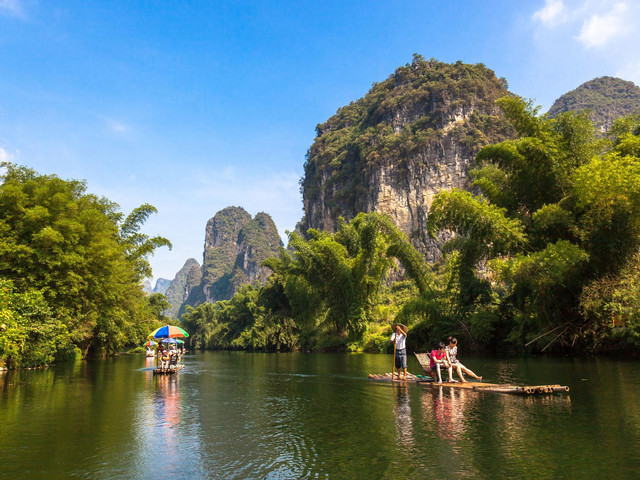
[1, 353, 640, 479]
[393, 384, 414, 448]
[425, 386, 478, 443]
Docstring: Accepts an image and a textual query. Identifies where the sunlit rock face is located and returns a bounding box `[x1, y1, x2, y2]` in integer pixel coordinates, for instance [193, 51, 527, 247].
[176, 207, 281, 316]
[164, 258, 201, 318]
[300, 57, 514, 260]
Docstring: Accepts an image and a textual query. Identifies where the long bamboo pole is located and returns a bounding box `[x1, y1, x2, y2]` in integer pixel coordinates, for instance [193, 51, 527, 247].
[392, 335, 397, 381]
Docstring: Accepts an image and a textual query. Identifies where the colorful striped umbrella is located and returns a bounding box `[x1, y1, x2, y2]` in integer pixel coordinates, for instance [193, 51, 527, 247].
[144, 340, 157, 347]
[149, 325, 189, 339]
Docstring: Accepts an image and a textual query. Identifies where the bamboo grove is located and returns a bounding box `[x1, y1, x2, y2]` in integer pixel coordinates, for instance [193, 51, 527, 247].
[182, 97, 640, 355]
[0, 165, 172, 368]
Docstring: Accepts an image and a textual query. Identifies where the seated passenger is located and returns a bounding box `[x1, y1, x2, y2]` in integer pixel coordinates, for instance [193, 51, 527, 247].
[446, 337, 482, 382]
[430, 342, 452, 384]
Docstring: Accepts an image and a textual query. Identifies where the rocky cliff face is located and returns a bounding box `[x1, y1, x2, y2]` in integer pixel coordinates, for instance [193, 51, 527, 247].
[153, 278, 171, 295]
[548, 76, 640, 133]
[164, 258, 201, 318]
[178, 207, 281, 315]
[301, 56, 514, 259]
[142, 278, 170, 294]
[142, 280, 153, 294]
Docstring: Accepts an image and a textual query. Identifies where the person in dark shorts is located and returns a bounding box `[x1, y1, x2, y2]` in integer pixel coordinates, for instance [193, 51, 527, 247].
[390, 323, 408, 380]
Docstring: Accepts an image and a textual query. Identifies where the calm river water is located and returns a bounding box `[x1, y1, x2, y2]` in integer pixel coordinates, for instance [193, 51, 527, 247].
[1, 352, 640, 479]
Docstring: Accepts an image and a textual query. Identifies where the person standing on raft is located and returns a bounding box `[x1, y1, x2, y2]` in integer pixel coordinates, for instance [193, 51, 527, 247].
[390, 323, 408, 380]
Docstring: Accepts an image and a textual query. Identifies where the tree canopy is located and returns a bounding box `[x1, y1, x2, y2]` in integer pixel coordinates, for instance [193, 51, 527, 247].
[427, 97, 640, 352]
[0, 164, 171, 367]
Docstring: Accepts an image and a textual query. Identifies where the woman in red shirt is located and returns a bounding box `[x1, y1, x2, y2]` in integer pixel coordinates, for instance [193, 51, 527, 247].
[430, 342, 452, 384]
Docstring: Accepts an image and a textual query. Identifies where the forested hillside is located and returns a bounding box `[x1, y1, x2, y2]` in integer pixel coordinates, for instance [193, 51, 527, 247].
[548, 76, 640, 133]
[182, 97, 640, 355]
[164, 258, 201, 318]
[176, 207, 281, 316]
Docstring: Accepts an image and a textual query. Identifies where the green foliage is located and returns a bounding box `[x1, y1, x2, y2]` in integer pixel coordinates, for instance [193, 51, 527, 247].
[119, 204, 172, 280]
[181, 212, 433, 352]
[0, 278, 76, 368]
[572, 143, 640, 273]
[355, 323, 393, 353]
[163, 258, 201, 318]
[428, 189, 526, 254]
[148, 293, 171, 322]
[427, 96, 640, 352]
[0, 164, 170, 367]
[580, 254, 640, 348]
[548, 76, 640, 132]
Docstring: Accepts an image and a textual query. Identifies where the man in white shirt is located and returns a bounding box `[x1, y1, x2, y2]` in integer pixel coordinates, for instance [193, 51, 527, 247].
[390, 323, 408, 380]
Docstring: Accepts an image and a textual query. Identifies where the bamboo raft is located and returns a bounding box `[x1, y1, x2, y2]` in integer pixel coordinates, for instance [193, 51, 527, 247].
[368, 352, 570, 395]
[367, 373, 569, 395]
[153, 364, 185, 375]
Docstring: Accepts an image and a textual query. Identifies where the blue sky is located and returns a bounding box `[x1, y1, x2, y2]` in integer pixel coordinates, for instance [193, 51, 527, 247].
[1, 0, 639, 282]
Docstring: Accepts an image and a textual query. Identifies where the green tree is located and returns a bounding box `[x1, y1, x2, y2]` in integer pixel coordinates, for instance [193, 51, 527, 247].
[0, 164, 171, 363]
[118, 204, 172, 280]
[0, 278, 76, 368]
[427, 96, 640, 352]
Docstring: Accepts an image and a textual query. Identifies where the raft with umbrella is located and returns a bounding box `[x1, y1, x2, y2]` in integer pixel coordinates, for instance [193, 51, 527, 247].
[150, 325, 188, 374]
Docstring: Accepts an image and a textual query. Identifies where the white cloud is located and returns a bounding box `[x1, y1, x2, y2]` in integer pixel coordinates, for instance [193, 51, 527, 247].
[0, 147, 14, 163]
[107, 119, 129, 134]
[533, 0, 568, 26]
[527, 0, 640, 108]
[0, 0, 25, 18]
[575, 2, 631, 48]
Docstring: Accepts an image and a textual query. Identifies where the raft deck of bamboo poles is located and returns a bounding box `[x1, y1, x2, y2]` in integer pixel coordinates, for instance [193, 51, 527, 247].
[367, 373, 569, 395]
[153, 364, 185, 375]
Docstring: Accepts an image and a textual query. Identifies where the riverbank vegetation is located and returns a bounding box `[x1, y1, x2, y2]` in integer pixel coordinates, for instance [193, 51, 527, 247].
[182, 98, 640, 355]
[0, 165, 171, 368]
[2, 97, 639, 366]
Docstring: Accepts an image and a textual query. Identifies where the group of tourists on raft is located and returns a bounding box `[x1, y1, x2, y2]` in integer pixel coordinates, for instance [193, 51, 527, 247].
[155, 342, 185, 370]
[390, 323, 482, 383]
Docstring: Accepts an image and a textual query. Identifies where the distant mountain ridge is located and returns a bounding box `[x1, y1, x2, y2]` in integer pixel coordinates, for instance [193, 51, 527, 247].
[153, 278, 171, 295]
[143, 278, 171, 295]
[164, 258, 201, 318]
[548, 76, 640, 132]
[165, 207, 281, 318]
